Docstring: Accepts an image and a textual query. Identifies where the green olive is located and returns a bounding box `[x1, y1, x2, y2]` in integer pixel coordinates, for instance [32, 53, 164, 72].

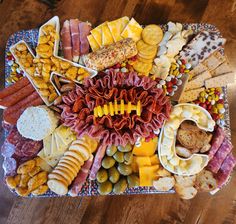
[113, 178, 127, 194]
[127, 174, 140, 188]
[113, 151, 124, 163]
[117, 163, 132, 176]
[96, 168, 108, 183]
[98, 181, 113, 195]
[102, 156, 116, 169]
[118, 143, 133, 152]
[108, 167, 120, 184]
[106, 145, 117, 156]
[124, 152, 133, 165]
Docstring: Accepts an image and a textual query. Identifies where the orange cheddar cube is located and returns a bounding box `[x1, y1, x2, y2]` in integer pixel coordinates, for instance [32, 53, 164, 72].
[139, 165, 159, 186]
[131, 156, 151, 173]
[150, 154, 160, 165]
[133, 137, 158, 156]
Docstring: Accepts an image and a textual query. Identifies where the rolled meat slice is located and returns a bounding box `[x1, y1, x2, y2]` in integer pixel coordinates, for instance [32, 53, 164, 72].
[69, 19, 80, 62]
[216, 153, 236, 188]
[207, 137, 232, 173]
[3, 92, 43, 125]
[89, 144, 107, 180]
[61, 20, 73, 61]
[0, 77, 29, 99]
[208, 127, 225, 159]
[79, 22, 91, 55]
[69, 155, 94, 196]
[0, 83, 35, 108]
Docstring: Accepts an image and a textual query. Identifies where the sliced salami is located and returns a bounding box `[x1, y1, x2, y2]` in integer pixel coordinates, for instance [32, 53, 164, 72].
[69, 155, 94, 196]
[216, 153, 236, 187]
[2, 157, 17, 176]
[208, 127, 225, 159]
[207, 137, 232, 173]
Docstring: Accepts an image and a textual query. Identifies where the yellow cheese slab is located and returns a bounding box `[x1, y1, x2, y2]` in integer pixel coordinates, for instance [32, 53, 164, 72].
[121, 18, 143, 42]
[150, 154, 160, 165]
[87, 34, 100, 52]
[132, 156, 151, 172]
[133, 137, 158, 156]
[139, 165, 159, 186]
[107, 16, 129, 42]
[90, 23, 105, 47]
[102, 22, 114, 46]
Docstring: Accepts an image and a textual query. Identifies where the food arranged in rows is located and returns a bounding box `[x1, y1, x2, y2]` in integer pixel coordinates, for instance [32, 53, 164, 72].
[1, 15, 235, 199]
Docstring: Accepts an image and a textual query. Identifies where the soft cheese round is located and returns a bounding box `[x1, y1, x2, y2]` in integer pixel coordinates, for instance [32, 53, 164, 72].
[17, 105, 59, 141]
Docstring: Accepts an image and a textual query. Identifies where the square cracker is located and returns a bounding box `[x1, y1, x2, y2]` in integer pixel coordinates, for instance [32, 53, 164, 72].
[179, 87, 204, 103]
[202, 50, 226, 71]
[205, 73, 235, 88]
[211, 61, 232, 77]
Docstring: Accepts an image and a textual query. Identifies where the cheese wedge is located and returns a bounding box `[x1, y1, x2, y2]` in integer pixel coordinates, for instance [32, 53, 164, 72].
[87, 34, 100, 52]
[43, 135, 52, 157]
[55, 125, 76, 145]
[121, 18, 143, 42]
[102, 22, 114, 46]
[107, 16, 129, 42]
[90, 23, 105, 47]
[54, 132, 67, 152]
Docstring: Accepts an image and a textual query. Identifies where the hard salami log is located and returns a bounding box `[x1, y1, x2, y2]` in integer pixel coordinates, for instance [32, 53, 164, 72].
[69, 155, 94, 196]
[207, 137, 232, 173]
[89, 144, 107, 180]
[0, 83, 35, 108]
[216, 153, 236, 187]
[3, 92, 43, 125]
[208, 127, 225, 159]
[0, 77, 29, 99]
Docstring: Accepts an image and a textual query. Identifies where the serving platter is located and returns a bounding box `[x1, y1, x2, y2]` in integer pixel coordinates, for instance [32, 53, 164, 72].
[3, 22, 232, 197]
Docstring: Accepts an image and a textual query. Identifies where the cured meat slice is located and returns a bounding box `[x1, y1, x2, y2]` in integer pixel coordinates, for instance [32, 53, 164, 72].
[0, 83, 35, 108]
[69, 155, 94, 196]
[216, 153, 236, 187]
[208, 127, 225, 159]
[61, 20, 73, 61]
[69, 19, 80, 62]
[207, 137, 232, 173]
[2, 157, 17, 176]
[89, 145, 107, 180]
[79, 22, 91, 55]
[0, 77, 29, 99]
[1, 141, 15, 158]
[3, 92, 43, 125]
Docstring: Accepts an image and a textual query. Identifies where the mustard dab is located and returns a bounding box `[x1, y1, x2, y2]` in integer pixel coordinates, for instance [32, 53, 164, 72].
[93, 100, 142, 117]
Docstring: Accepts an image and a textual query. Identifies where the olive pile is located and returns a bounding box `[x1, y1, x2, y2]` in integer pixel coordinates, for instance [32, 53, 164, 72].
[96, 144, 139, 195]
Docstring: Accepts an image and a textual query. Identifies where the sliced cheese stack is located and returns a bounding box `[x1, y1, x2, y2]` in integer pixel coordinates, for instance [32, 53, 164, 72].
[37, 125, 76, 167]
[87, 17, 142, 51]
[131, 137, 160, 186]
[47, 137, 98, 195]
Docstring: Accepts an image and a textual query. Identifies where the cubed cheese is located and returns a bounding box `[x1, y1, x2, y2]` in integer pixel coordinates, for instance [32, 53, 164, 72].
[139, 165, 159, 186]
[133, 137, 158, 156]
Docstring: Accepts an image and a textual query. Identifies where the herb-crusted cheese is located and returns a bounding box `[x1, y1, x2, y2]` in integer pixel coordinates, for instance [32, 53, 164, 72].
[17, 105, 59, 141]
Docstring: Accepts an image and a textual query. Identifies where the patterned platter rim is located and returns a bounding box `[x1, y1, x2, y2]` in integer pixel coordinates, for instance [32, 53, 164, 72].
[3, 23, 231, 197]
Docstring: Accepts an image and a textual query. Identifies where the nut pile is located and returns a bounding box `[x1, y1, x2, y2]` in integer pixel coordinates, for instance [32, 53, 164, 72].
[96, 144, 139, 195]
[5, 157, 48, 196]
[194, 87, 225, 126]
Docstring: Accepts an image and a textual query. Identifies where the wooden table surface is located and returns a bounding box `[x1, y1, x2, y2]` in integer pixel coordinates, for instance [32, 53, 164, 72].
[0, 0, 236, 223]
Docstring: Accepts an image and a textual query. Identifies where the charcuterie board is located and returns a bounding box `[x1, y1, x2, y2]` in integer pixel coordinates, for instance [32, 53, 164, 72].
[1, 16, 235, 199]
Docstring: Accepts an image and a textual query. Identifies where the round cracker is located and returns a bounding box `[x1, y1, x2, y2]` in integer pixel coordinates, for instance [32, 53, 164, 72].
[47, 179, 68, 195]
[137, 40, 158, 57]
[70, 144, 90, 161]
[60, 156, 80, 167]
[54, 166, 74, 183]
[72, 139, 91, 150]
[133, 61, 152, 74]
[48, 172, 69, 186]
[57, 163, 78, 177]
[142, 24, 163, 45]
[137, 55, 154, 64]
[58, 160, 80, 173]
[64, 151, 84, 165]
[138, 52, 155, 60]
[52, 168, 73, 185]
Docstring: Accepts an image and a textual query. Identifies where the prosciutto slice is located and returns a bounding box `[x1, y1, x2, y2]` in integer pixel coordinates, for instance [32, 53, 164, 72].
[89, 144, 107, 180]
[61, 20, 73, 61]
[215, 153, 236, 187]
[208, 127, 225, 159]
[69, 155, 94, 196]
[79, 22, 91, 55]
[207, 137, 232, 173]
[69, 19, 80, 62]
